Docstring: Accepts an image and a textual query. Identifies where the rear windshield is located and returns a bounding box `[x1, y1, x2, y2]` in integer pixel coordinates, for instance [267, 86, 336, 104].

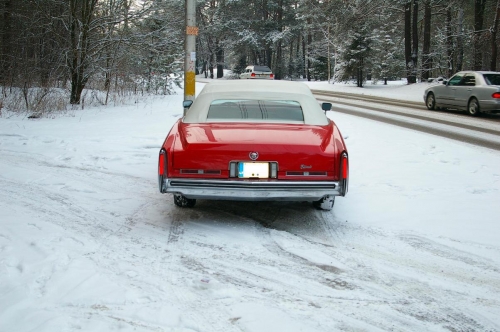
[483, 74, 500, 85]
[207, 99, 304, 122]
[253, 66, 272, 72]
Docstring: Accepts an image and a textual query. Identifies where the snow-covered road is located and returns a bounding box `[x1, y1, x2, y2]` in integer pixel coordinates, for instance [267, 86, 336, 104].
[1, 84, 500, 331]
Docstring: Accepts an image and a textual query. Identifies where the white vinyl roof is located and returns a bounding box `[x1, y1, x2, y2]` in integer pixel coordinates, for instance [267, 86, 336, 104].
[182, 80, 330, 125]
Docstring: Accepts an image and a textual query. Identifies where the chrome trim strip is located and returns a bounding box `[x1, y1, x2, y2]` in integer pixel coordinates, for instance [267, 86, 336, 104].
[163, 178, 340, 201]
[180, 169, 222, 174]
[286, 171, 328, 176]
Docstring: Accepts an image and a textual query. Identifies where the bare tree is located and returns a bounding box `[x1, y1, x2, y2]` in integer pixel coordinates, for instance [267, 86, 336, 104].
[411, 0, 419, 83]
[422, 0, 432, 81]
[474, 0, 487, 70]
[456, 7, 464, 72]
[68, 0, 98, 104]
[491, 0, 500, 70]
[404, 1, 414, 83]
[446, 5, 454, 77]
[0, 0, 12, 87]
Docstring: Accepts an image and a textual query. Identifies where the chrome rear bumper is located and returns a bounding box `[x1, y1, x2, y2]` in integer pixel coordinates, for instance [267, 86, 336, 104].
[161, 178, 341, 201]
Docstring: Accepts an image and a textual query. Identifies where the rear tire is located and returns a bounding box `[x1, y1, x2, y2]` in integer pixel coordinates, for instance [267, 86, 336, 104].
[468, 97, 480, 116]
[426, 92, 436, 110]
[313, 196, 335, 211]
[174, 194, 196, 208]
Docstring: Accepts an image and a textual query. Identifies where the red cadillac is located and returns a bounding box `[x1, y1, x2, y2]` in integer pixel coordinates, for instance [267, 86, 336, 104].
[158, 80, 348, 210]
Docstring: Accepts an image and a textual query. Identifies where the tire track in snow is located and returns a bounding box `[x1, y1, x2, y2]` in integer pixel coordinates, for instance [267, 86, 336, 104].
[93, 198, 190, 330]
[0, 177, 115, 241]
[400, 234, 500, 274]
[167, 201, 336, 328]
[77, 197, 202, 331]
[161, 201, 240, 332]
[192, 201, 369, 331]
[0, 147, 187, 330]
[315, 211, 499, 331]
[167, 208, 185, 244]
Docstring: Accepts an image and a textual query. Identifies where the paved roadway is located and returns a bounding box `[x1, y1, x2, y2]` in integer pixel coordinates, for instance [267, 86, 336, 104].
[312, 89, 500, 151]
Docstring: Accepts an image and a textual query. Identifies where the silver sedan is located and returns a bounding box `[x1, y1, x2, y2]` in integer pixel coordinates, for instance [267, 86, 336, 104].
[424, 71, 500, 116]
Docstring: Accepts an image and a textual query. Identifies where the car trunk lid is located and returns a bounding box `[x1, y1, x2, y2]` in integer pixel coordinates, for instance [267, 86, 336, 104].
[173, 122, 336, 172]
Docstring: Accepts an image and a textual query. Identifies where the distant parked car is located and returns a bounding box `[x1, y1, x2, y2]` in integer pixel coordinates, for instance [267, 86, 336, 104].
[240, 65, 274, 80]
[427, 76, 446, 83]
[424, 71, 500, 116]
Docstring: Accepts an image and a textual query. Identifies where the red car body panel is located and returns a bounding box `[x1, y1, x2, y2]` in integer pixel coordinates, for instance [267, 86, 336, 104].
[161, 120, 346, 182]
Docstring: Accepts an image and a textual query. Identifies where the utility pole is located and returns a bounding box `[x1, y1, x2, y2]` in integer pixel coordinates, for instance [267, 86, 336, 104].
[184, 0, 197, 115]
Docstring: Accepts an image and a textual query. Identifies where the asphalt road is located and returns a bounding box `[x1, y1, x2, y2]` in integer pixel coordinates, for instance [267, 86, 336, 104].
[313, 89, 500, 151]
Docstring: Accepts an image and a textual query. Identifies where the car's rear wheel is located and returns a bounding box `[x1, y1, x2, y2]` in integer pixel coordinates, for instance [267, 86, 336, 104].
[426, 92, 436, 110]
[174, 194, 196, 208]
[313, 196, 335, 211]
[468, 97, 480, 116]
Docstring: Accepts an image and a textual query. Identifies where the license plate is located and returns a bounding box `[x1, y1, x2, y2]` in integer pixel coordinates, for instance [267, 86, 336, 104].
[238, 162, 269, 178]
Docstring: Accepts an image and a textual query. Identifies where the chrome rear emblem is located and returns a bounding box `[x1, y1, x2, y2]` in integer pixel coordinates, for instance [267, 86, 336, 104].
[249, 152, 259, 160]
[300, 164, 312, 169]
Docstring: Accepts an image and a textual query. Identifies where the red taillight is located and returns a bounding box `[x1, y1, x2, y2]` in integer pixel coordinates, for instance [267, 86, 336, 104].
[270, 74, 274, 79]
[341, 153, 348, 179]
[492, 92, 500, 99]
[251, 73, 256, 77]
[339, 152, 349, 196]
[159, 150, 166, 175]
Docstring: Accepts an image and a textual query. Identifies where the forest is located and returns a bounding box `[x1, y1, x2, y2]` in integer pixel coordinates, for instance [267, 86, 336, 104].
[0, 0, 499, 114]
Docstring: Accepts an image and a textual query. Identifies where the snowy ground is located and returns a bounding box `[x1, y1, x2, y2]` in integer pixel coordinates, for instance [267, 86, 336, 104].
[1, 81, 500, 331]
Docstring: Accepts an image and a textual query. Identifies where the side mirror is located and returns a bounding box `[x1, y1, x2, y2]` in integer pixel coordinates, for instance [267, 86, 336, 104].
[321, 102, 332, 111]
[183, 100, 193, 109]
[442, 80, 448, 85]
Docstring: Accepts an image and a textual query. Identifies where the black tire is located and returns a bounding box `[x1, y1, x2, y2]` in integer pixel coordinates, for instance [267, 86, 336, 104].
[312, 196, 335, 211]
[173, 194, 196, 208]
[426, 92, 436, 110]
[468, 97, 480, 117]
